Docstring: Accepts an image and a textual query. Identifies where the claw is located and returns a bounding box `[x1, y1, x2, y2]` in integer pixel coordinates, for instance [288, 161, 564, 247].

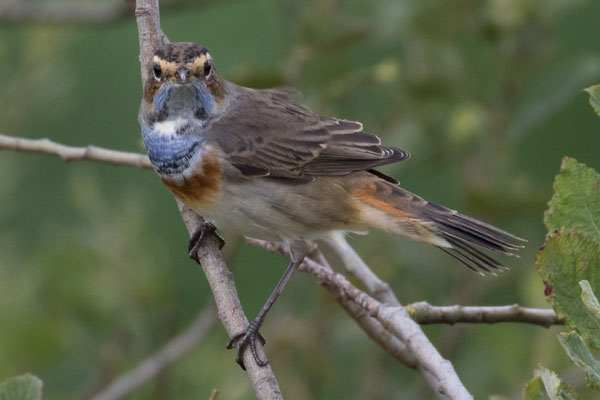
[227, 326, 268, 370]
[188, 221, 225, 263]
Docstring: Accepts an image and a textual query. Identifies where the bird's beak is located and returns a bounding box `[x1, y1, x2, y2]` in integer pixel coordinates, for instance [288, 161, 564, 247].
[178, 69, 188, 83]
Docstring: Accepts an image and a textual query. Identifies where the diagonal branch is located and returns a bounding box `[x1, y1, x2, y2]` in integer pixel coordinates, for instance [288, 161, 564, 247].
[296, 242, 418, 368]
[177, 204, 282, 399]
[246, 238, 472, 400]
[90, 304, 217, 400]
[326, 234, 400, 306]
[314, 265, 472, 399]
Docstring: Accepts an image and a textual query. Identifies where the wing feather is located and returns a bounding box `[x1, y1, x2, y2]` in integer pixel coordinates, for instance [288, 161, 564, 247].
[211, 86, 409, 179]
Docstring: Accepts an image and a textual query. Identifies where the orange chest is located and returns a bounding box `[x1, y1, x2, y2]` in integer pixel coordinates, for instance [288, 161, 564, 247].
[160, 152, 222, 208]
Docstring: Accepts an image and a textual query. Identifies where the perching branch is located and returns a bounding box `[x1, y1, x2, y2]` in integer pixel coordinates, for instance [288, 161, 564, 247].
[133, 1, 282, 399]
[177, 205, 282, 399]
[90, 305, 217, 400]
[406, 302, 563, 327]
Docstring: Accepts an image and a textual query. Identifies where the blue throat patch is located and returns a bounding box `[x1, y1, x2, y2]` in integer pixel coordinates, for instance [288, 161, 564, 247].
[141, 126, 205, 176]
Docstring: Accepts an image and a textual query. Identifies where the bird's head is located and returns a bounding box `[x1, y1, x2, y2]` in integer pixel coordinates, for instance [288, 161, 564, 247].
[139, 43, 228, 178]
[142, 42, 227, 124]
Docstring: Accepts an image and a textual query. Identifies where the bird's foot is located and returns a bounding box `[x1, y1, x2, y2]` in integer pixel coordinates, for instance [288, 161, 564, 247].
[226, 322, 268, 370]
[188, 221, 225, 263]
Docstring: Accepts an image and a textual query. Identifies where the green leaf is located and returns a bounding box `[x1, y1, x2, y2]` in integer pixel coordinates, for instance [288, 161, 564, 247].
[540, 368, 562, 400]
[523, 368, 577, 400]
[558, 331, 600, 390]
[541, 368, 577, 400]
[544, 157, 600, 244]
[580, 280, 600, 322]
[584, 85, 600, 116]
[0, 374, 42, 400]
[536, 229, 600, 348]
[524, 376, 552, 400]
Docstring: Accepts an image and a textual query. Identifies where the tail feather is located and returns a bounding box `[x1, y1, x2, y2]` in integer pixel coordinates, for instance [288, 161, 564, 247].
[434, 221, 513, 254]
[422, 200, 525, 273]
[438, 247, 490, 273]
[353, 178, 526, 274]
[444, 236, 505, 270]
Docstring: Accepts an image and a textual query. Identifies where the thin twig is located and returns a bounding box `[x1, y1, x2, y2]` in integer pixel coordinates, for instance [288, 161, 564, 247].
[90, 305, 217, 400]
[310, 249, 419, 368]
[134, 1, 282, 398]
[0, 1, 132, 23]
[0, 133, 151, 169]
[309, 247, 419, 367]
[326, 234, 400, 306]
[406, 302, 562, 327]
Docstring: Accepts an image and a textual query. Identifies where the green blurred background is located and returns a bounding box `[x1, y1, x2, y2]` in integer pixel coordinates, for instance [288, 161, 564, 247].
[1, 0, 600, 398]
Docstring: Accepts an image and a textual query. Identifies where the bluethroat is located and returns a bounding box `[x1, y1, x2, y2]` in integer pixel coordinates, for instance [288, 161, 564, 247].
[139, 42, 525, 370]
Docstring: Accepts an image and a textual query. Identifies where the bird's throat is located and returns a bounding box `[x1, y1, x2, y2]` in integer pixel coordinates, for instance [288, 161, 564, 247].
[141, 125, 205, 177]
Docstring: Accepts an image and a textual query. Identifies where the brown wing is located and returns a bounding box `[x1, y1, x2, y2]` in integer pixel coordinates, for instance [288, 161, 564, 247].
[211, 86, 410, 180]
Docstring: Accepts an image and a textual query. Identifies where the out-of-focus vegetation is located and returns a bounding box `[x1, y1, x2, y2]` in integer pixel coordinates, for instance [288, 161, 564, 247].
[0, 374, 42, 400]
[1, 0, 600, 399]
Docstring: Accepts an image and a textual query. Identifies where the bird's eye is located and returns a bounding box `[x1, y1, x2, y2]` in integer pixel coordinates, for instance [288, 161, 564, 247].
[153, 63, 162, 80]
[203, 60, 212, 78]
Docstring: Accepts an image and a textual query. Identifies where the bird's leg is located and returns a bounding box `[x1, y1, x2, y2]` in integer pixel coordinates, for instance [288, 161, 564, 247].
[227, 241, 306, 370]
[188, 220, 225, 263]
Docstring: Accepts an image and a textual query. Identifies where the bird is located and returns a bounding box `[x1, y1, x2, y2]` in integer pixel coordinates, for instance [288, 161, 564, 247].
[138, 41, 525, 370]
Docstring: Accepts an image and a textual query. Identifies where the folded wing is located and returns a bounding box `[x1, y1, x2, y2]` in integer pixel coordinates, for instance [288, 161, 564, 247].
[210, 87, 409, 180]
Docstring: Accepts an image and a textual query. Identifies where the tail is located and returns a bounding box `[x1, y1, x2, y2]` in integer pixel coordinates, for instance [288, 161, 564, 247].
[353, 178, 525, 273]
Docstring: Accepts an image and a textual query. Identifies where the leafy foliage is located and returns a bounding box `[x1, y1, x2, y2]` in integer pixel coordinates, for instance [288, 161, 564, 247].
[558, 330, 600, 390]
[523, 368, 576, 400]
[544, 157, 600, 242]
[552, 281, 600, 391]
[584, 85, 600, 116]
[529, 146, 600, 397]
[536, 229, 600, 347]
[579, 280, 600, 322]
[538, 156, 600, 348]
[0, 375, 42, 400]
